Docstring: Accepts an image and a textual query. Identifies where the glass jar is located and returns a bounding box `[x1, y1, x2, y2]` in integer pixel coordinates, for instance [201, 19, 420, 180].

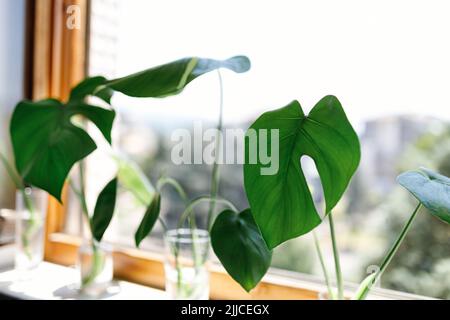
[78, 240, 113, 296]
[164, 229, 210, 300]
[15, 188, 47, 272]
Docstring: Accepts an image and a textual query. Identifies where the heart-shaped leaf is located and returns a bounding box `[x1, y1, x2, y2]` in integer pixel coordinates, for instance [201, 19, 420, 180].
[10, 99, 115, 201]
[211, 209, 272, 292]
[244, 96, 360, 248]
[91, 177, 118, 242]
[135, 193, 161, 247]
[397, 167, 450, 224]
[105, 56, 250, 98]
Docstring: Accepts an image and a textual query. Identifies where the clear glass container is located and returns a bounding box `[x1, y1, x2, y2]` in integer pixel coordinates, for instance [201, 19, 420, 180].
[164, 229, 210, 300]
[78, 240, 113, 296]
[15, 188, 47, 272]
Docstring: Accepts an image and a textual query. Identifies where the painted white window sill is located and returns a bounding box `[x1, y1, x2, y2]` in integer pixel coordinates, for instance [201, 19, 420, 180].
[0, 261, 167, 300]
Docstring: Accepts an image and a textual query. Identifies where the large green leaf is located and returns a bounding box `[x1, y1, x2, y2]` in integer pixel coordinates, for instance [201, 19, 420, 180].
[10, 99, 115, 201]
[397, 167, 450, 224]
[135, 193, 161, 247]
[244, 96, 360, 248]
[105, 56, 250, 98]
[211, 209, 272, 292]
[91, 177, 118, 242]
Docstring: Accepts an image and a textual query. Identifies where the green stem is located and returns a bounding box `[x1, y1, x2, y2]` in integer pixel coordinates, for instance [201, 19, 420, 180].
[77, 162, 90, 222]
[157, 177, 196, 227]
[312, 231, 336, 300]
[157, 177, 201, 271]
[328, 212, 344, 299]
[376, 204, 422, 286]
[74, 162, 104, 288]
[354, 203, 422, 300]
[81, 241, 106, 288]
[20, 188, 40, 260]
[172, 195, 236, 297]
[178, 196, 237, 230]
[206, 70, 224, 230]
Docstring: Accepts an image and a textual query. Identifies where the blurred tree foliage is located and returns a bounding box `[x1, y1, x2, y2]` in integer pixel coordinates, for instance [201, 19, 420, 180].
[372, 123, 450, 298]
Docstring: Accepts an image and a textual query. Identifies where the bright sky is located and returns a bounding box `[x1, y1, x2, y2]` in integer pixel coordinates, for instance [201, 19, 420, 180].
[112, 0, 450, 130]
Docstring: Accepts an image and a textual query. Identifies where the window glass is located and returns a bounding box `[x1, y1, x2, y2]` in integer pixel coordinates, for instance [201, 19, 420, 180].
[82, 0, 450, 299]
[0, 0, 26, 245]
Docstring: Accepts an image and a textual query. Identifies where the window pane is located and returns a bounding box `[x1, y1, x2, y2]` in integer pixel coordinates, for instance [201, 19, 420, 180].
[84, 0, 450, 299]
[0, 0, 26, 245]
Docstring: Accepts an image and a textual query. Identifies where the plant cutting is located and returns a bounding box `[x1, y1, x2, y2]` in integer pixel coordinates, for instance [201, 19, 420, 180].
[0, 151, 47, 271]
[7, 55, 252, 294]
[243, 96, 360, 298]
[129, 168, 248, 299]
[126, 57, 272, 298]
[129, 165, 272, 297]
[241, 96, 450, 299]
[353, 167, 450, 299]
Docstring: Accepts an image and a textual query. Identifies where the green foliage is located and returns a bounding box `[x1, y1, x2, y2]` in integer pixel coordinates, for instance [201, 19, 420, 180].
[354, 167, 450, 299]
[398, 167, 450, 224]
[91, 178, 118, 242]
[210, 209, 272, 292]
[135, 193, 161, 247]
[244, 96, 361, 249]
[69, 76, 113, 104]
[352, 273, 377, 300]
[9, 56, 249, 249]
[106, 56, 250, 98]
[362, 126, 450, 298]
[114, 154, 154, 206]
[10, 99, 115, 201]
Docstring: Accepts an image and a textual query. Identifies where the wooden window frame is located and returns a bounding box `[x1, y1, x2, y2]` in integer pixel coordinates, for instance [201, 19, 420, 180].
[26, 0, 428, 301]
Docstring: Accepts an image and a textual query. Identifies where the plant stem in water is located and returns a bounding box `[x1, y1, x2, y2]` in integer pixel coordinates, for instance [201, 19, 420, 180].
[328, 212, 344, 299]
[76, 162, 104, 288]
[312, 231, 336, 300]
[356, 203, 422, 299]
[206, 70, 224, 230]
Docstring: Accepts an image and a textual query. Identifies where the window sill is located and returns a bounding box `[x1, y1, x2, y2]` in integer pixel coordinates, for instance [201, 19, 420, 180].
[0, 262, 167, 300]
[44, 233, 433, 300]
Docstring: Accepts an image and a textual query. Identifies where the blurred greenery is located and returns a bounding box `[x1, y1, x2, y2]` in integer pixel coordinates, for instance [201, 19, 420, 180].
[112, 116, 450, 298]
[371, 124, 450, 298]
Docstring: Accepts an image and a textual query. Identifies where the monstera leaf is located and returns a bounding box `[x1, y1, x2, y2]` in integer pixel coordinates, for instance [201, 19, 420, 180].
[398, 167, 450, 224]
[211, 209, 272, 292]
[105, 56, 250, 98]
[244, 96, 360, 248]
[69, 57, 250, 101]
[10, 99, 115, 201]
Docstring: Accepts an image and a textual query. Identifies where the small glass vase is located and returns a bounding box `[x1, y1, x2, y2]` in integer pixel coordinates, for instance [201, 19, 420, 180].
[15, 188, 47, 272]
[164, 229, 210, 300]
[78, 240, 113, 296]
